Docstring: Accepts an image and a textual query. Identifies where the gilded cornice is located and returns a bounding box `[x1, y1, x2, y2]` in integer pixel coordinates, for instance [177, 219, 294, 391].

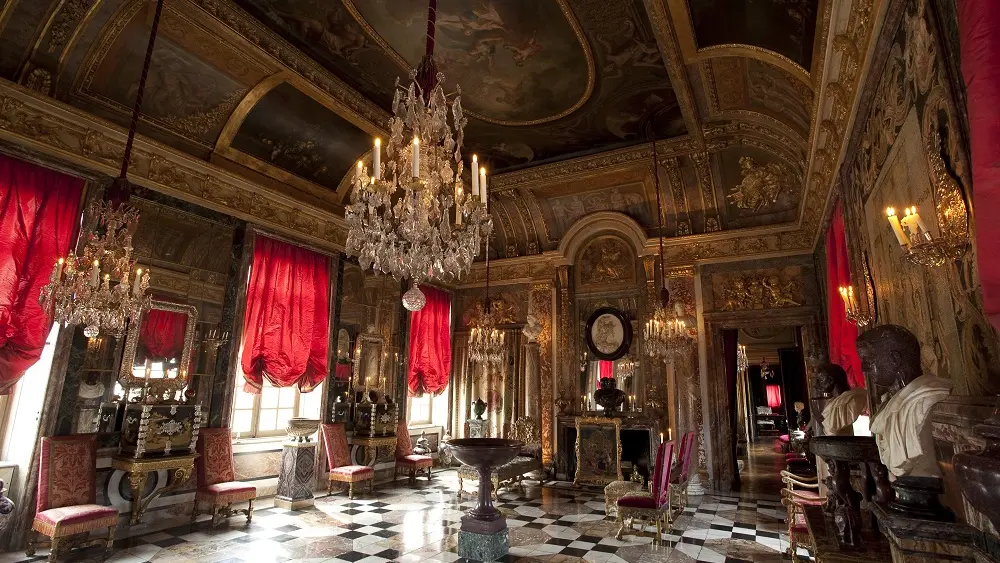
[0, 78, 348, 251]
[641, 0, 703, 144]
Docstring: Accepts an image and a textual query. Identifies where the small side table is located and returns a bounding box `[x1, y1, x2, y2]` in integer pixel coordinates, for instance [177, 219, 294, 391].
[275, 441, 316, 510]
[604, 480, 643, 517]
[112, 454, 198, 525]
[351, 435, 397, 467]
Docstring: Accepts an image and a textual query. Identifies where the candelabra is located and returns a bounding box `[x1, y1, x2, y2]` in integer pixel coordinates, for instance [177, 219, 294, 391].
[838, 285, 872, 327]
[885, 201, 967, 267]
[737, 344, 748, 375]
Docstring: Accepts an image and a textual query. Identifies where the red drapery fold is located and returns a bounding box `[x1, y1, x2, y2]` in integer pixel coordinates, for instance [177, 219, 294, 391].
[408, 285, 451, 396]
[765, 384, 782, 409]
[958, 0, 1000, 331]
[599, 360, 613, 380]
[825, 204, 865, 388]
[139, 309, 187, 360]
[240, 236, 329, 393]
[0, 156, 82, 393]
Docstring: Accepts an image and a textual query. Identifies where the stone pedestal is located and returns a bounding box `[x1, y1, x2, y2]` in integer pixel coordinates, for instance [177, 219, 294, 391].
[468, 419, 489, 438]
[274, 441, 316, 510]
[458, 515, 509, 562]
[873, 503, 999, 563]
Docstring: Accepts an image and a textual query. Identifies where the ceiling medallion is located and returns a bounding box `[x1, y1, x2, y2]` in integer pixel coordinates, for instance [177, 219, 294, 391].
[40, 0, 164, 337]
[345, 0, 492, 311]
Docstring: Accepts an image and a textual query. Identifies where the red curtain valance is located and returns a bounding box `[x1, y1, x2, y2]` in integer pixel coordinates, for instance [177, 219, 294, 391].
[958, 0, 1000, 331]
[408, 285, 451, 396]
[825, 204, 864, 388]
[240, 236, 330, 393]
[0, 155, 82, 393]
[139, 308, 187, 361]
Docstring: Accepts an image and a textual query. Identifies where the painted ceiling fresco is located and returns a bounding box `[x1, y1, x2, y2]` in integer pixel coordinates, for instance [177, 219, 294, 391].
[230, 83, 373, 190]
[236, 0, 687, 171]
[702, 57, 813, 139]
[687, 0, 818, 69]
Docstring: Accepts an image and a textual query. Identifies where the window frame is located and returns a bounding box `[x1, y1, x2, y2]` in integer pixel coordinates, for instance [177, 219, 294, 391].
[231, 380, 322, 439]
[407, 393, 433, 426]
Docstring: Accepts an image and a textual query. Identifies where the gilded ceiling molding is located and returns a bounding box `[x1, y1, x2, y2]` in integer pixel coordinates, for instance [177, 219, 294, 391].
[341, 0, 594, 127]
[214, 72, 287, 153]
[554, 211, 652, 266]
[23, 0, 104, 88]
[800, 0, 882, 248]
[0, 1, 18, 38]
[641, 0, 703, 143]
[0, 78, 348, 252]
[660, 156, 692, 236]
[663, 0, 813, 87]
[692, 152, 721, 232]
[491, 136, 698, 192]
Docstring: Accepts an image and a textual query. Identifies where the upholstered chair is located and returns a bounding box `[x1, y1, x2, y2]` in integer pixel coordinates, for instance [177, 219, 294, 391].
[395, 419, 433, 484]
[669, 432, 697, 515]
[616, 440, 674, 545]
[193, 428, 255, 526]
[27, 435, 118, 562]
[321, 423, 374, 499]
[780, 470, 824, 562]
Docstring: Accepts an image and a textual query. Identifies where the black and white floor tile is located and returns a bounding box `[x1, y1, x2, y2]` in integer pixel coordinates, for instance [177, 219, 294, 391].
[0, 471, 808, 563]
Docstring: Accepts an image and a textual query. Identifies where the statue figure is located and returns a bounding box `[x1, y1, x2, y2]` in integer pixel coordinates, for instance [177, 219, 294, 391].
[817, 363, 868, 436]
[862, 325, 951, 478]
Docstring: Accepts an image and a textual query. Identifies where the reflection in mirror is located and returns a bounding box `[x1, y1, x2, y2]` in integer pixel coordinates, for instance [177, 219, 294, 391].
[119, 300, 198, 402]
[581, 356, 640, 412]
[73, 333, 121, 434]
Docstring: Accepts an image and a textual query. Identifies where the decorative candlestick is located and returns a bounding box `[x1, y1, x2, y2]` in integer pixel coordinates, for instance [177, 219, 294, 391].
[472, 155, 479, 199]
[373, 138, 381, 180]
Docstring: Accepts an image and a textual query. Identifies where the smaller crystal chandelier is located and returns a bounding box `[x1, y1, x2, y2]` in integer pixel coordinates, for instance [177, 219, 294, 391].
[39, 0, 163, 337]
[468, 246, 505, 369]
[761, 357, 775, 380]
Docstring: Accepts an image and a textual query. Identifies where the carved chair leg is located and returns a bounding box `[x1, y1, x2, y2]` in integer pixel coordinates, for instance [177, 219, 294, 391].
[615, 515, 626, 541]
[349, 482, 355, 500]
[408, 469, 416, 485]
[191, 499, 199, 523]
[246, 499, 254, 525]
[328, 478, 333, 496]
[25, 530, 37, 556]
[458, 475, 464, 495]
[47, 536, 60, 562]
[789, 534, 799, 563]
[369, 479, 374, 496]
[104, 525, 115, 558]
[655, 517, 662, 546]
[426, 467, 432, 482]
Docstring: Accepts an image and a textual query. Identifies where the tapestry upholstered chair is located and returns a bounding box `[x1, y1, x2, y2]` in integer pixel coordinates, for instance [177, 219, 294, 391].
[458, 417, 544, 499]
[780, 470, 824, 562]
[616, 440, 674, 545]
[321, 423, 374, 499]
[395, 419, 433, 484]
[27, 435, 118, 562]
[193, 427, 255, 526]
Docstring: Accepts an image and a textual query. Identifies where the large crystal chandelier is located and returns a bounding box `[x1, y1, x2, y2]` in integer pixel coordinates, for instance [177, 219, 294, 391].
[39, 0, 163, 337]
[643, 137, 694, 361]
[468, 248, 505, 369]
[346, 0, 492, 311]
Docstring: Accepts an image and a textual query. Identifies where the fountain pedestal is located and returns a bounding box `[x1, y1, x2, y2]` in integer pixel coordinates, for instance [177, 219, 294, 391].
[446, 438, 523, 562]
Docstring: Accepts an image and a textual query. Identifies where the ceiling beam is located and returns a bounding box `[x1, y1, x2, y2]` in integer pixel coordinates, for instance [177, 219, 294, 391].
[642, 0, 704, 146]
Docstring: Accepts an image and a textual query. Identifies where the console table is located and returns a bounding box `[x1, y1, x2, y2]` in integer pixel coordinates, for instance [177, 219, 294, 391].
[112, 454, 198, 525]
[350, 435, 397, 467]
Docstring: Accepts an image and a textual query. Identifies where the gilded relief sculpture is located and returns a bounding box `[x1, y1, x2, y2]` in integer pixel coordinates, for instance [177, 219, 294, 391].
[728, 156, 797, 212]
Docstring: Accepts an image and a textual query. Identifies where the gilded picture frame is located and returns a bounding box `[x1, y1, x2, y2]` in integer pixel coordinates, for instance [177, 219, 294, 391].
[574, 416, 623, 486]
[119, 300, 199, 396]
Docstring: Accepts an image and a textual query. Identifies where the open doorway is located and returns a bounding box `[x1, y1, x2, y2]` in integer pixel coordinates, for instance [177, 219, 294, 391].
[725, 326, 809, 496]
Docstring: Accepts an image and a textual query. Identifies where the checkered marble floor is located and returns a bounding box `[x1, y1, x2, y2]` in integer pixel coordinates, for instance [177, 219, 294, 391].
[0, 471, 807, 563]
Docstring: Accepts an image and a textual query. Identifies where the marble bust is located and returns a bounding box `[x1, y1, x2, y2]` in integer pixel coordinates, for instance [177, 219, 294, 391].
[862, 325, 951, 478]
[817, 363, 868, 436]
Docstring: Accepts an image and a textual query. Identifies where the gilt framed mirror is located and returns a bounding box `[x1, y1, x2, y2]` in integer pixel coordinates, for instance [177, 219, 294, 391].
[353, 330, 385, 394]
[119, 300, 198, 399]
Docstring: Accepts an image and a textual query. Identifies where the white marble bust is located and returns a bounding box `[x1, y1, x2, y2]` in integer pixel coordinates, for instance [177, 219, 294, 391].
[822, 387, 868, 436]
[859, 325, 951, 478]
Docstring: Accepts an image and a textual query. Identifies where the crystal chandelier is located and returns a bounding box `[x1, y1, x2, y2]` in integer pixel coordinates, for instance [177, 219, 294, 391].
[468, 249, 505, 369]
[346, 0, 492, 312]
[643, 137, 694, 361]
[39, 0, 164, 337]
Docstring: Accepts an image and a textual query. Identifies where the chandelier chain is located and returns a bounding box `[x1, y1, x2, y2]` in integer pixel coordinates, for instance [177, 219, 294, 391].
[119, 0, 164, 181]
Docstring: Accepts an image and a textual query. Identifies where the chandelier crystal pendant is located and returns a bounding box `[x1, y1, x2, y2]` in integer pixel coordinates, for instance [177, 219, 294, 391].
[468, 243, 505, 369]
[643, 137, 695, 361]
[345, 0, 492, 312]
[40, 0, 164, 337]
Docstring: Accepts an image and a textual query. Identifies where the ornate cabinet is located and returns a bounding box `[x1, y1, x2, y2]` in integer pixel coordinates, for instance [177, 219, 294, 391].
[120, 404, 201, 458]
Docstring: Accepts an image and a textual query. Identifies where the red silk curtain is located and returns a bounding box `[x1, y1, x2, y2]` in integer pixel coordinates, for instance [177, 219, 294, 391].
[599, 360, 613, 380]
[139, 309, 187, 360]
[765, 384, 782, 409]
[408, 285, 451, 396]
[958, 0, 1000, 331]
[825, 204, 864, 388]
[241, 236, 330, 393]
[0, 156, 82, 393]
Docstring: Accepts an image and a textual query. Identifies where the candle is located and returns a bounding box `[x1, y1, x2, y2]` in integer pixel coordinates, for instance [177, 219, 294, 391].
[90, 260, 100, 287]
[412, 137, 420, 178]
[455, 186, 463, 225]
[133, 268, 143, 296]
[660, 432, 664, 442]
[886, 207, 908, 246]
[910, 206, 931, 239]
[373, 138, 381, 180]
[55, 258, 64, 281]
[668, 428, 673, 441]
[471, 155, 480, 199]
[480, 168, 488, 210]
[356, 160, 363, 182]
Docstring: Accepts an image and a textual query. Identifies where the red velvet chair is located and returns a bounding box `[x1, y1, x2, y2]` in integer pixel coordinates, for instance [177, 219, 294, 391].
[616, 440, 674, 545]
[321, 423, 374, 499]
[395, 419, 432, 484]
[193, 428, 255, 526]
[27, 435, 118, 562]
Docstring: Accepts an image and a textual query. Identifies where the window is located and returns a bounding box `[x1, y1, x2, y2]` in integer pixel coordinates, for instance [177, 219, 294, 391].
[231, 380, 323, 439]
[408, 394, 432, 425]
[406, 385, 450, 427]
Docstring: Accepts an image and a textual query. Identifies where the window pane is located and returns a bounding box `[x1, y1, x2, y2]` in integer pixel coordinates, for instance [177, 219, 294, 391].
[299, 384, 323, 419]
[232, 410, 253, 434]
[278, 408, 294, 426]
[234, 389, 255, 409]
[258, 409, 278, 432]
[278, 387, 296, 408]
[261, 386, 280, 408]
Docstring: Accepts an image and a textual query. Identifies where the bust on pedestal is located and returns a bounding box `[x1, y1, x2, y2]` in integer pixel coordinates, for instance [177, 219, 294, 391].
[818, 364, 868, 436]
[860, 325, 952, 520]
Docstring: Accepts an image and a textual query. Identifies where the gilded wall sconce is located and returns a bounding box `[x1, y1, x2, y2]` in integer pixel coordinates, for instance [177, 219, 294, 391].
[838, 285, 872, 327]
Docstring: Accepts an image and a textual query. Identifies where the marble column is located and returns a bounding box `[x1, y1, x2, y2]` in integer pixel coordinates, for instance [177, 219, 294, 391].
[275, 441, 317, 510]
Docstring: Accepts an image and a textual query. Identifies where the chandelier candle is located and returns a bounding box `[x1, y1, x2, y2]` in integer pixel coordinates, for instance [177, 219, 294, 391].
[472, 155, 480, 199]
[373, 138, 381, 180]
[886, 207, 909, 246]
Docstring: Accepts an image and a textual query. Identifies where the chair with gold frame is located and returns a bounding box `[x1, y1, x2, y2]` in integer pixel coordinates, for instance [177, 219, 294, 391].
[321, 423, 375, 499]
[780, 470, 824, 562]
[192, 428, 255, 526]
[616, 440, 674, 545]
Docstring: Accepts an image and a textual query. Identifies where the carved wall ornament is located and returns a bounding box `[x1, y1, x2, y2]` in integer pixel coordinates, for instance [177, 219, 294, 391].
[716, 273, 801, 311]
[577, 236, 635, 289]
[728, 157, 797, 211]
[47, 0, 95, 54]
